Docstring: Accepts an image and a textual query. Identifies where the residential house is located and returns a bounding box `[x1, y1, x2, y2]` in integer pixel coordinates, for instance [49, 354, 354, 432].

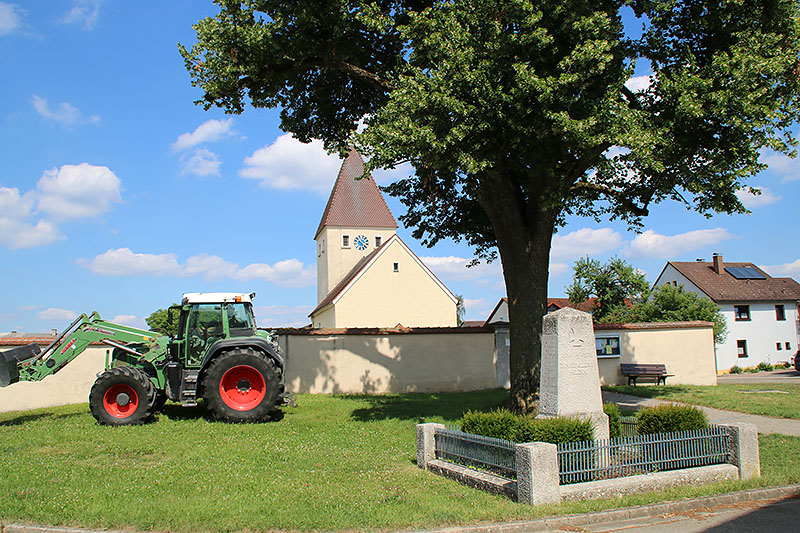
[653, 254, 800, 372]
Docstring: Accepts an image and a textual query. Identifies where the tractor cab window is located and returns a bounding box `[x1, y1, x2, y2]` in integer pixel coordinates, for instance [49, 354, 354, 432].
[226, 303, 255, 336]
[186, 304, 223, 366]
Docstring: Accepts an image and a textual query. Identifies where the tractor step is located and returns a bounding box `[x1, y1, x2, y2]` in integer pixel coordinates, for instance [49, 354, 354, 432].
[180, 369, 199, 406]
[0, 343, 41, 387]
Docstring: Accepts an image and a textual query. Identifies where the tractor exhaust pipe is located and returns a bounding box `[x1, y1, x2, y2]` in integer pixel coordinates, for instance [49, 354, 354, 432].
[0, 343, 41, 387]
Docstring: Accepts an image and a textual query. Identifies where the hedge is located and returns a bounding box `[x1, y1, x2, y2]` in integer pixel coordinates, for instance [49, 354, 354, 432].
[460, 409, 594, 444]
[635, 403, 708, 435]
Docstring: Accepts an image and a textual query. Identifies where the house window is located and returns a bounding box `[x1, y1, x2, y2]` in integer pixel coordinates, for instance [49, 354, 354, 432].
[342, 235, 350, 248]
[777, 342, 783, 351]
[595, 336, 621, 358]
[392, 262, 399, 272]
[737, 340, 748, 358]
[786, 342, 792, 350]
[734, 305, 750, 321]
[672, 280, 678, 287]
[375, 236, 382, 248]
[776, 304, 786, 321]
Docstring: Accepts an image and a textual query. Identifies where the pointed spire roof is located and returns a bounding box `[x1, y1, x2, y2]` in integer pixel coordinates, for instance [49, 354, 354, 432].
[315, 150, 398, 239]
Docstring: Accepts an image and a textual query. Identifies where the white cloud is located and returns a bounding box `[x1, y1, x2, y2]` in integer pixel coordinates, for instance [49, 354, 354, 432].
[548, 262, 570, 278]
[31, 94, 99, 126]
[61, 0, 103, 29]
[625, 74, 652, 93]
[0, 186, 34, 218]
[628, 228, 734, 258]
[760, 151, 799, 183]
[111, 315, 146, 328]
[735, 187, 782, 209]
[79, 248, 182, 277]
[240, 134, 343, 193]
[36, 163, 121, 221]
[760, 259, 800, 279]
[0, 2, 21, 35]
[172, 119, 234, 151]
[78, 249, 315, 288]
[235, 259, 315, 288]
[0, 218, 62, 249]
[371, 162, 414, 186]
[39, 307, 77, 321]
[181, 148, 221, 177]
[420, 256, 503, 284]
[254, 305, 314, 327]
[551, 228, 624, 260]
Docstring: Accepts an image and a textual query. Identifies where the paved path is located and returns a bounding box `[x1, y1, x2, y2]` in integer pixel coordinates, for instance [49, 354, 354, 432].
[601, 390, 800, 436]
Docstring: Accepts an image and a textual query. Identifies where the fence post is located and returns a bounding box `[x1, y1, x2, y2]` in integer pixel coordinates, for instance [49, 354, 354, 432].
[722, 423, 760, 480]
[515, 442, 560, 505]
[416, 423, 445, 470]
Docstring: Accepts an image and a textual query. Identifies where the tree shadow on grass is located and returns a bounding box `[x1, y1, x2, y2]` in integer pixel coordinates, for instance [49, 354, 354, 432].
[348, 389, 509, 423]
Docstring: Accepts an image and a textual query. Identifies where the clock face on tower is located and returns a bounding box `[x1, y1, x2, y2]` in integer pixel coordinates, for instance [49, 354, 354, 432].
[354, 234, 369, 250]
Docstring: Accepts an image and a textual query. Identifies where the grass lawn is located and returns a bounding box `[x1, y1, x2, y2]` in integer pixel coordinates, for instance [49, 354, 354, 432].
[604, 383, 800, 420]
[1, 391, 798, 532]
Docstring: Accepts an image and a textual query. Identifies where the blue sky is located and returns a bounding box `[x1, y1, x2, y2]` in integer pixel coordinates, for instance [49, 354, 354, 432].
[1, 1, 799, 333]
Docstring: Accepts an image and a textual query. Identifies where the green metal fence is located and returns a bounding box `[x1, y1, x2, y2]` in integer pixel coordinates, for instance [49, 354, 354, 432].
[557, 426, 730, 484]
[434, 428, 517, 479]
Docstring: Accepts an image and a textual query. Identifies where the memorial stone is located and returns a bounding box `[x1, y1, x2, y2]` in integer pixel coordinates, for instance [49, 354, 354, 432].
[537, 307, 609, 441]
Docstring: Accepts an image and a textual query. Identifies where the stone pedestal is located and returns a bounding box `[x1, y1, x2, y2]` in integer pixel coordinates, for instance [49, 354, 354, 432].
[536, 307, 609, 441]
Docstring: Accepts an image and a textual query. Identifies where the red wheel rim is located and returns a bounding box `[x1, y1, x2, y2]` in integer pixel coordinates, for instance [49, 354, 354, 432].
[103, 384, 139, 418]
[219, 365, 266, 411]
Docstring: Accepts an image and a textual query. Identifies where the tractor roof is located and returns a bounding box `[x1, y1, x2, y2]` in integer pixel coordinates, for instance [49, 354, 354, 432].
[182, 292, 255, 305]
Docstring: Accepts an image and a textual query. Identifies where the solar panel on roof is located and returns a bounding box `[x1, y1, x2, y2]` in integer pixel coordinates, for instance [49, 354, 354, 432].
[725, 266, 766, 280]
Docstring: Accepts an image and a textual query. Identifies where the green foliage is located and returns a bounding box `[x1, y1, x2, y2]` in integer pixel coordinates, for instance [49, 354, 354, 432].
[757, 361, 774, 372]
[599, 284, 728, 344]
[144, 305, 179, 336]
[565, 257, 649, 318]
[744, 366, 760, 373]
[635, 404, 708, 435]
[729, 365, 742, 374]
[461, 409, 594, 443]
[182, 0, 800, 409]
[603, 402, 622, 439]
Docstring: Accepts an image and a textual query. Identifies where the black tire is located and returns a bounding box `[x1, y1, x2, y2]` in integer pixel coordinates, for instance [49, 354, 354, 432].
[201, 347, 281, 422]
[89, 366, 157, 426]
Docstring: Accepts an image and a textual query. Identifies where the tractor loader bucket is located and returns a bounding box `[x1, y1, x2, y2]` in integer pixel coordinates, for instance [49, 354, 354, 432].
[0, 343, 40, 387]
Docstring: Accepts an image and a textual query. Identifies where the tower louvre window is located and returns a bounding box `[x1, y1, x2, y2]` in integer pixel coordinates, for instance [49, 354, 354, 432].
[342, 235, 350, 248]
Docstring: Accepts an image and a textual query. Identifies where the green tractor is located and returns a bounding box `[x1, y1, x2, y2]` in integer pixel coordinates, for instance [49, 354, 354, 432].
[0, 292, 291, 425]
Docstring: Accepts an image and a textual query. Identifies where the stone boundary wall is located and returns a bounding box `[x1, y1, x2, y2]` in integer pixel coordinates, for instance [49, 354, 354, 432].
[277, 327, 498, 394]
[416, 422, 760, 505]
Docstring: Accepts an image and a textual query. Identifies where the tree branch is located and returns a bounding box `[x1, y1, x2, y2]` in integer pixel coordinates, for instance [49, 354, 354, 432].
[570, 181, 650, 216]
[621, 85, 642, 111]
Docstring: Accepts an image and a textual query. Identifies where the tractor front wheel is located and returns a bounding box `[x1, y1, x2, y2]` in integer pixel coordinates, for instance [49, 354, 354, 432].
[89, 366, 157, 426]
[202, 347, 281, 422]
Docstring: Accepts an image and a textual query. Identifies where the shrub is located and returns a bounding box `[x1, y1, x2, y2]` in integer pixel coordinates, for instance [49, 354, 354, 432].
[461, 409, 594, 444]
[756, 361, 774, 372]
[744, 366, 759, 373]
[780, 361, 791, 369]
[636, 404, 708, 435]
[603, 402, 622, 439]
[729, 365, 742, 374]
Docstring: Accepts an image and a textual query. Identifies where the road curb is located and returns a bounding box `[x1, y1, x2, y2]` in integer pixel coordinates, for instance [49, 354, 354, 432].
[409, 484, 800, 532]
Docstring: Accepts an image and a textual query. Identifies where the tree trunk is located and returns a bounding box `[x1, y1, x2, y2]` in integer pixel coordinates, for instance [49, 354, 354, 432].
[478, 171, 558, 413]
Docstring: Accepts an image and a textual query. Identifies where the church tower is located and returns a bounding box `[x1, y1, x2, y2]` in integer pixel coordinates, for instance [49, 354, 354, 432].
[314, 150, 398, 303]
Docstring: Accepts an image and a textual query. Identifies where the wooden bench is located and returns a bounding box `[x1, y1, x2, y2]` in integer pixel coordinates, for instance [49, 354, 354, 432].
[619, 363, 674, 386]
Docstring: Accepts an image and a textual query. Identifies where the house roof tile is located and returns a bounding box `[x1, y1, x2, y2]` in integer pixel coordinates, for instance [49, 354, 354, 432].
[666, 260, 800, 302]
[314, 150, 398, 238]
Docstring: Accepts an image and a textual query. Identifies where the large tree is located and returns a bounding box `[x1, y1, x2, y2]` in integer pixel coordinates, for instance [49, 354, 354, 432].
[181, 0, 800, 411]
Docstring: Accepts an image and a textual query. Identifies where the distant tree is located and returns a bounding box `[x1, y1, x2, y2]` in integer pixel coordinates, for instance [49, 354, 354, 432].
[456, 295, 466, 326]
[565, 257, 649, 319]
[181, 1, 800, 412]
[599, 284, 727, 344]
[145, 305, 179, 336]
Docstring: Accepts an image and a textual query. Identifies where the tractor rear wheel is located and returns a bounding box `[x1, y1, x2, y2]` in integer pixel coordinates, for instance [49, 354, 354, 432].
[202, 347, 281, 422]
[89, 366, 157, 426]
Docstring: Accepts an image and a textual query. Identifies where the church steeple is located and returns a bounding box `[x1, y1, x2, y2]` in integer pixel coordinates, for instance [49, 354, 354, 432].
[315, 150, 399, 304]
[314, 150, 398, 239]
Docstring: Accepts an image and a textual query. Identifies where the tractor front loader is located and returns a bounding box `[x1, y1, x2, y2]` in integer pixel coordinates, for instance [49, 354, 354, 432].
[1, 293, 290, 425]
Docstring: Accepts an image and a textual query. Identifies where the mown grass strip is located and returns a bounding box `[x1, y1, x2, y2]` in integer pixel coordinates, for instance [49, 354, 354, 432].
[1, 390, 798, 532]
[604, 383, 800, 420]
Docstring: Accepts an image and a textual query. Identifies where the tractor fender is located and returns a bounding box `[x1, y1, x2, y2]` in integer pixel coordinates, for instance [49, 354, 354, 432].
[199, 338, 285, 378]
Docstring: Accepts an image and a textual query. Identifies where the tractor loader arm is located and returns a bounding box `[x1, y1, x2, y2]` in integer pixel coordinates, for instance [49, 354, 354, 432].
[0, 312, 168, 387]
